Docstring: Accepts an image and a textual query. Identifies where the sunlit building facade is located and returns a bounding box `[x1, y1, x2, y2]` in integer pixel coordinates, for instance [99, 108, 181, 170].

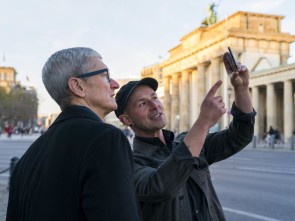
[0, 66, 18, 93]
[141, 11, 295, 143]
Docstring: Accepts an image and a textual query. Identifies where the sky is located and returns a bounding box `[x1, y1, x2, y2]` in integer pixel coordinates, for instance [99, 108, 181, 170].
[1, 0, 295, 116]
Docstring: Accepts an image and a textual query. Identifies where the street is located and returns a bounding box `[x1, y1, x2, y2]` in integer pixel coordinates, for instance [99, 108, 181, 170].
[0, 134, 39, 221]
[0, 135, 294, 221]
[211, 150, 295, 221]
[0, 134, 39, 185]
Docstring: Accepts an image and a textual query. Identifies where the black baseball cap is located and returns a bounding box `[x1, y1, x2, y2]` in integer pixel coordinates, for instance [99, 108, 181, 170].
[115, 77, 158, 117]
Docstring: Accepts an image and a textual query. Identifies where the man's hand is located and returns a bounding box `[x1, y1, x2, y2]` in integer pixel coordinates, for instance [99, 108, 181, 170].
[184, 80, 226, 157]
[223, 52, 250, 90]
[223, 51, 253, 113]
[198, 80, 226, 129]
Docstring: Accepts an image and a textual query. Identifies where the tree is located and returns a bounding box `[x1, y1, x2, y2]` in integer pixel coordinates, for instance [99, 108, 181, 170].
[0, 85, 38, 130]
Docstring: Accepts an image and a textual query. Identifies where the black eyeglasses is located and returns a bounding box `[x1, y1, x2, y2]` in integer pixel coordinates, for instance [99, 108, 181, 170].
[77, 68, 111, 82]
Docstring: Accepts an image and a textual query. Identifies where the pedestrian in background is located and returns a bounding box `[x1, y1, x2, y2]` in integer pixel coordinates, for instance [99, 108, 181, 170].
[114, 51, 256, 221]
[5, 125, 12, 138]
[266, 126, 276, 146]
[6, 47, 142, 221]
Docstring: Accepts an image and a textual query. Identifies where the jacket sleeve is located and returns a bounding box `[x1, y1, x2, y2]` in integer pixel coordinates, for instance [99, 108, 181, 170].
[204, 102, 257, 165]
[133, 141, 203, 203]
[80, 126, 142, 221]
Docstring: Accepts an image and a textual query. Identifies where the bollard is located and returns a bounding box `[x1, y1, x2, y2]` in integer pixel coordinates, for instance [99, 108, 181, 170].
[8, 156, 19, 190]
[291, 135, 295, 151]
[253, 136, 257, 148]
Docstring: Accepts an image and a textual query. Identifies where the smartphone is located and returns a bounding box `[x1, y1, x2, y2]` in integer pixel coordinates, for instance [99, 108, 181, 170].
[228, 47, 238, 72]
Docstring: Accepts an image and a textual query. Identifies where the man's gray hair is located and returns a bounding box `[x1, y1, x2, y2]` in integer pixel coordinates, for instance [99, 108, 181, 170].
[42, 47, 102, 110]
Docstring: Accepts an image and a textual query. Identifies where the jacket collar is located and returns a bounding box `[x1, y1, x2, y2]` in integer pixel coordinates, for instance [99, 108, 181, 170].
[49, 105, 103, 128]
[133, 129, 174, 156]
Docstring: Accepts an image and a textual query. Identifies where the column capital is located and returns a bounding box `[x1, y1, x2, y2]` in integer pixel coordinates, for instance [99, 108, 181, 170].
[163, 75, 171, 80]
[197, 62, 207, 68]
[181, 69, 192, 74]
[210, 56, 223, 63]
[172, 72, 181, 79]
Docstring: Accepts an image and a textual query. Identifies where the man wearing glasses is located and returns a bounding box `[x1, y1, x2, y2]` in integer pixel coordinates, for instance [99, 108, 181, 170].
[6, 47, 142, 221]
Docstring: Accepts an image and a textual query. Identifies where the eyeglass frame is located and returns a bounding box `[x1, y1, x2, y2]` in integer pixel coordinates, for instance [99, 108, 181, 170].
[76, 68, 111, 82]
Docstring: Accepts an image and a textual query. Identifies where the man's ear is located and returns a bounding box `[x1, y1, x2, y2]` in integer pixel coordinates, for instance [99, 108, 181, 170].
[119, 114, 133, 127]
[68, 77, 86, 97]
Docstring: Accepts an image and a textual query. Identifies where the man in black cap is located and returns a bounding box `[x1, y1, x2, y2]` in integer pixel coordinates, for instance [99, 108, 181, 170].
[115, 52, 256, 221]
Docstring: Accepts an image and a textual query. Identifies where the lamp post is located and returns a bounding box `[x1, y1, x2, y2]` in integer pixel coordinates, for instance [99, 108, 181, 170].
[227, 87, 233, 127]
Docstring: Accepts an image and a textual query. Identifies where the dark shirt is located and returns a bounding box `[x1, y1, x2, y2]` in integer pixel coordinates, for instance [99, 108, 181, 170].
[187, 177, 206, 221]
[132, 103, 256, 221]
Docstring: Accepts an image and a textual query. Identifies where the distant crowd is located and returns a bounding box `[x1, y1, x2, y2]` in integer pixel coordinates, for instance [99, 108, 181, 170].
[0, 125, 45, 138]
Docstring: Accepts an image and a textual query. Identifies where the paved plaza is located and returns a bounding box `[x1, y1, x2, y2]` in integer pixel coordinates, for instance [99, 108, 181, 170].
[0, 134, 294, 221]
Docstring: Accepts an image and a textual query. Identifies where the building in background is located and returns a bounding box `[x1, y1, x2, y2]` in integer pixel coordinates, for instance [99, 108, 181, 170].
[0, 66, 18, 93]
[0, 66, 38, 133]
[141, 11, 295, 143]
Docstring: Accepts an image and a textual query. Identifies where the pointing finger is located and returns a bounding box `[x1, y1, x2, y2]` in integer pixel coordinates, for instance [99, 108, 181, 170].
[206, 80, 222, 98]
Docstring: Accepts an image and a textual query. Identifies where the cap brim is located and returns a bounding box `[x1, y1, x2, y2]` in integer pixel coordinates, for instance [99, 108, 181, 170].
[136, 77, 158, 92]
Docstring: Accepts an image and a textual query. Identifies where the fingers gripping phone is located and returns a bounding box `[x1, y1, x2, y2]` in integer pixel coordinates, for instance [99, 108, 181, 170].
[228, 47, 238, 72]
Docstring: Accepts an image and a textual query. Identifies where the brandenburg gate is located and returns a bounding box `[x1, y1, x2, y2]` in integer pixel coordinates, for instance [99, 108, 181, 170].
[141, 11, 295, 143]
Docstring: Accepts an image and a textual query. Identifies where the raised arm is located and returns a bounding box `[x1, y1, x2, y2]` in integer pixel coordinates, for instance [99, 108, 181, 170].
[184, 80, 226, 157]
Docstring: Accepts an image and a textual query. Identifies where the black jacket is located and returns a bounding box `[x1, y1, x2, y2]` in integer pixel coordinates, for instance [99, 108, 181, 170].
[132, 103, 256, 221]
[6, 105, 142, 221]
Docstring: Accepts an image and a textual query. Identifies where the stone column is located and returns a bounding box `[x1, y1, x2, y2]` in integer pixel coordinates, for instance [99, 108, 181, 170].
[197, 63, 206, 111]
[266, 83, 277, 129]
[171, 73, 180, 133]
[284, 80, 294, 141]
[210, 57, 220, 93]
[190, 70, 198, 126]
[210, 57, 221, 129]
[164, 76, 171, 130]
[252, 86, 260, 137]
[222, 61, 231, 129]
[226, 87, 233, 128]
[180, 70, 190, 132]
